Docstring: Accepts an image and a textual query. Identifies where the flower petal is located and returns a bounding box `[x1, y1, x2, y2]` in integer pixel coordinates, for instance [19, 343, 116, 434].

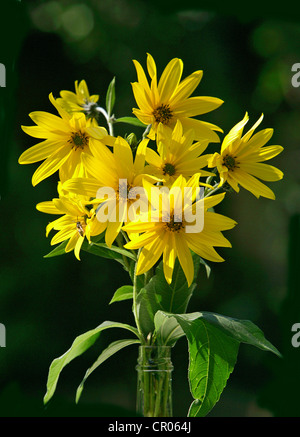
[173, 96, 223, 117]
[18, 140, 65, 164]
[32, 147, 72, 186]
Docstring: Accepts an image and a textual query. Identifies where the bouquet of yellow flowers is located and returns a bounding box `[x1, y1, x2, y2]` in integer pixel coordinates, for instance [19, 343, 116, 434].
[18, 53, 283, 417]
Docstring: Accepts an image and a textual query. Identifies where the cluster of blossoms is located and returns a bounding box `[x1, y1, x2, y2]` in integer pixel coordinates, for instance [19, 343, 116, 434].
[19, 53, 283, 286]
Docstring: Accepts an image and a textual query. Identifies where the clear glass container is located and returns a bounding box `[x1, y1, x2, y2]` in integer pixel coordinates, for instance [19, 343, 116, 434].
[136, 345, 173, 417]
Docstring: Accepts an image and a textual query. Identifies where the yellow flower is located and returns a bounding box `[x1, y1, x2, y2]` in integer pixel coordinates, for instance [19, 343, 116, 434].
[131, 53, 223, 142]
[145, 120, 213, 186]
[36, 193, 106, 260]
[62, 136, 153, 247]
[57, 79, 100, 120]
[122, 174, 236, 286]
[18, 93, 114, 185]
[207, 113, 284, 199]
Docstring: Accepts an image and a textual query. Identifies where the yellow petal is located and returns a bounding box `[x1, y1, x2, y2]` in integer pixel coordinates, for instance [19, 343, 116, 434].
[184, 233, 225, 263]
[146, 53, 157, 79]
[136, 234, 165, 275]
[18, 140, 65, 164]
[133, 59, 151, 95]
[239, 162, 283, 182]
[175, 233, 194, 286]
[158, 58, 183, 103]
[163, 233, 177, 284]
[29, 110, 70, 132]
[32, 147, 72, 186]
[36, 201, 61, 215]
[221, 112, 249, 154]
[62, 177, 102, 198]
[242, 145, 283, 162]
[114, 136, 134, 177]
[173, 96, 223, 117]
[231, 168, 276, 199]
[74, 235, 85, 260]
[169, 70, 203, 106]
[133, 138, 149, 175]
[180, 118, 221, 143]
[51, 227, 76, 246]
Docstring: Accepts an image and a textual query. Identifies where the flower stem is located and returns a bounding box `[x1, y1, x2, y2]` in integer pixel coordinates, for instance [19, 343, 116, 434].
[133, 248, 144, 342]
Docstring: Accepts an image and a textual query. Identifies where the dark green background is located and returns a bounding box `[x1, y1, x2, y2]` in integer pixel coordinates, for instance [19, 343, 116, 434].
[1, 0, 300, 417]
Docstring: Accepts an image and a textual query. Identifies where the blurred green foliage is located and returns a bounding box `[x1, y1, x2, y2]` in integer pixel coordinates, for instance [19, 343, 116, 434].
[1, 0, 300, 417]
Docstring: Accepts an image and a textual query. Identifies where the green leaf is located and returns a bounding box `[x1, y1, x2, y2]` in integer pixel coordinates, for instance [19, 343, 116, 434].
[109, 285, 133, 304]
[76, 338, 140, 403]
[114, 116, 147, 127]
[153, 311, 185, 346]
[185, 311, 282, 357]
[81, 241, 136, 265]
[43, 234, 104, 259]
[158, 312, 239, 417]
[43, 321, 141, 405]
[106, 77, 115, 117]
[199, 257, 211, 278]
[136, 254, 201, 340]
[158, 311, 281, 417]
[43, 240, 68, 258]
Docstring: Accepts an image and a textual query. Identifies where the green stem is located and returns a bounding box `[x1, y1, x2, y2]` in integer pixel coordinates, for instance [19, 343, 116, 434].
[116, 233, 130, 271]
[204, 182, 222, 198]
[142, 124, 151, 139]
[133, 248, 144, 342]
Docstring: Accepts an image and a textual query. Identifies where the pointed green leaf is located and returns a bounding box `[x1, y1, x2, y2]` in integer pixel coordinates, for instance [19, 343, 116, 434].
[158, 310, 281, 416]
[136, 253, 200, 339]
[81, 241, 136, 265]
[43, 240, 68, 258]
[114, 116, 147, 127]
[43, 234, 104, 258]
[153, 311, 185, 346]
[158, 312, 239, 417]
[106, 77, 116, 117]
[109, 285, 133, 304]
[187, 311, 281, 357]
[43, 321, 141, 405]
[76, 338, 140, 403]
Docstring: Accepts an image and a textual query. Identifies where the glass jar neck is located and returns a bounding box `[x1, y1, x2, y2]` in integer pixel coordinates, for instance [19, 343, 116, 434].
[136, 345, 174, 372]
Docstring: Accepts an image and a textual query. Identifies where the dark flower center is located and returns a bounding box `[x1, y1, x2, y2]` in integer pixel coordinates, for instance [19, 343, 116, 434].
[223, 154, 238, 171]
[165, 215, 184, 232]
[153, 104, 173, 125]
[162, 162, 176, 176]
[69, 131, 89, 150]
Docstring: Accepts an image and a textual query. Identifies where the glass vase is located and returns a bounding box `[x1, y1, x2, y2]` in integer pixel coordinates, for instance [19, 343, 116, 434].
[136, 345, 174, 417]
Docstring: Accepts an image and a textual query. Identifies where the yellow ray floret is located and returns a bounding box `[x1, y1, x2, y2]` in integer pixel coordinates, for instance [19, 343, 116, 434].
[56, 79, 100, 120]
[207, 112, 284, 199]
[36, 193, 106, 260]
[131, 53, 224, 142]
[122, 174, 237, 286]
[18, 93, 114, 185]
[62, 137, 155, 248]
[144, 120, 214, 186]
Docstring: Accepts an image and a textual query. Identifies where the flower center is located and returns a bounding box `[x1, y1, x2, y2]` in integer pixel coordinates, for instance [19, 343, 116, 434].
[83, 102, 99, 120]
[69, 131, 89, 150]
[165, 214, 184, 233]
[117, 181, 132, 202]
[162, 162, 176, 176]
[223, 154, 238, 171]
[153, 104, 173, 125]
